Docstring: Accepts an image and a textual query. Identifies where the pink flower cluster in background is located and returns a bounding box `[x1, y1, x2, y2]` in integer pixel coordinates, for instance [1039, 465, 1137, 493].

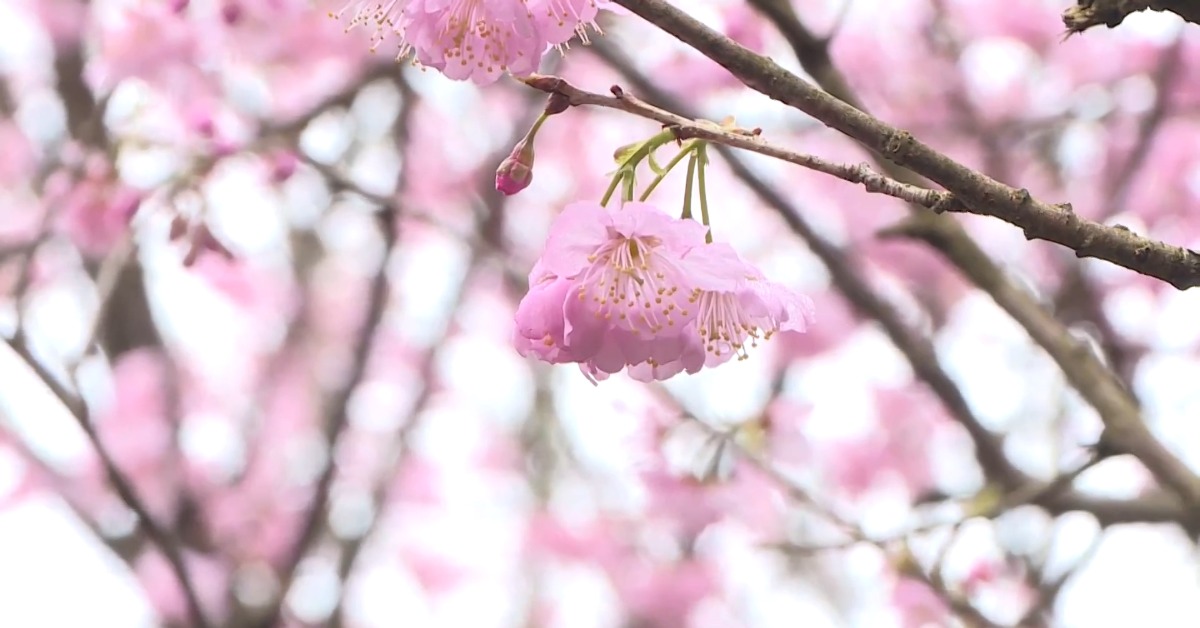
[336, 0, 609, 83]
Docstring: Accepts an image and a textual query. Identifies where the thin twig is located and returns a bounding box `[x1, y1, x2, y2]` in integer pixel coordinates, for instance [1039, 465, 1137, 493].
[520, 74, 949, 210]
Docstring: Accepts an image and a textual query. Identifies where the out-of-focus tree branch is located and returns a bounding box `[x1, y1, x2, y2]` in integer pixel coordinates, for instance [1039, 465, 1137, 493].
[1063, 0, 1200, 33]
[33, 4, 212, 624]
[250, 94, 412, 628]
[923, 0, 1149, 395]
[4, 335, 210, 628]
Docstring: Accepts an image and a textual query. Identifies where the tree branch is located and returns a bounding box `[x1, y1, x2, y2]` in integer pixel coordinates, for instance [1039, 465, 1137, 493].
[613, 0, 1200, 514]
[586, 44, 1197, 530]
[1063, 0, 1200, 33]
[520, 74, 947, 208]
[4, 337, 210, 628]
[627, 0, 1200, 290]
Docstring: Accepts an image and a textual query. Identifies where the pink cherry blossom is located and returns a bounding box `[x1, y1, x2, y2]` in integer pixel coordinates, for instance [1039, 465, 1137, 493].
[628, 242, 815, 381]
[962, 560, 1001, 596]
[516, 202, 815, 381]
[400, 0, 543, 83]
[515, 201, 709, 376]
[528, 0, 603, 46]
[336, 0, 608, 83]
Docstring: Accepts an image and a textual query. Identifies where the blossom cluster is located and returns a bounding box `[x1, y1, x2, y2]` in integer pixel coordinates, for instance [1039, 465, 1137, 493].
[514, 202, 814, 381]
[335, 0, 607, 83]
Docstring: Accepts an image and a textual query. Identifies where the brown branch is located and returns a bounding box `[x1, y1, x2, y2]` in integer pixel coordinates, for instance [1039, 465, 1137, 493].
[924, 0, 1147, 392]
[253, 212, 395, 627]
[1063, 0, 1200, 33]
[520, 74, 947, 209]
[641, 0, 1200, 290]
[925, 0, 1015, 184]
[327, 108, 540, 628]
[0, 419, 144, 561]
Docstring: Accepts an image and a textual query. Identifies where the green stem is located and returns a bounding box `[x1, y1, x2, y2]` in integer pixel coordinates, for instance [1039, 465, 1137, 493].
[639, 141, 698, 202]
[599, 129, 678, 207]
[528, 112, 549, 136]
[696, 143, 712, 242]
[681, 152, 697, 220]
[600, 172, 623, 207]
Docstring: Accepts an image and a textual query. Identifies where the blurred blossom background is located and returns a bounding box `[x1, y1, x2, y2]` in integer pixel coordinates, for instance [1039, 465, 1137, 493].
[1, 0, 1200, 626]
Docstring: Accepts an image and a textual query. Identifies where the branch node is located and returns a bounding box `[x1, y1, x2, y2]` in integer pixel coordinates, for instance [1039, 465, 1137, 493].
[882, 130, 915, 160]
[521, 74, 563, 93]
[930, 194, 960, 214]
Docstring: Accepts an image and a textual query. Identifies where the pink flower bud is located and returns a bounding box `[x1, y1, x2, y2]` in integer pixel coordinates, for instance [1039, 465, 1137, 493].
[269, 150, 298, 183]
[495, 139, 534, 196]
[221, 2, 242, 25]
[189, 109, 215, 138]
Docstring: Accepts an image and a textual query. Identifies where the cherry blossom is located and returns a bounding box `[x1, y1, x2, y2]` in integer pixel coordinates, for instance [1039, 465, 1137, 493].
[335, 0, 608, 83]
[514, 201, 706, 375]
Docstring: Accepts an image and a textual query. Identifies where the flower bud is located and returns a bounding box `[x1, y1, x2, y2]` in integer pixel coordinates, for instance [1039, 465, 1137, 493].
[495, 139, 534, 196]
[269, 150, 299, 183]
[221, 2, 243, 25]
